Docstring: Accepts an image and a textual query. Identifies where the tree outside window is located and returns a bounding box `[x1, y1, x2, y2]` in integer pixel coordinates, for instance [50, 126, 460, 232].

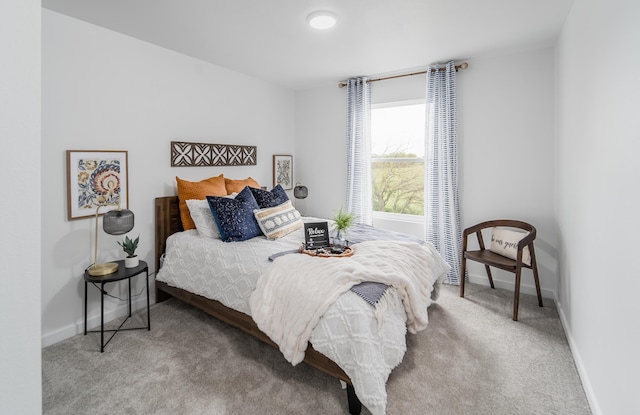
[371, 101, 425, 216]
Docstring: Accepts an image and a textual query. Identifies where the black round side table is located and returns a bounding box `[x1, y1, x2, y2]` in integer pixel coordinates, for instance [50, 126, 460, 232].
[84, 260, 150, 352]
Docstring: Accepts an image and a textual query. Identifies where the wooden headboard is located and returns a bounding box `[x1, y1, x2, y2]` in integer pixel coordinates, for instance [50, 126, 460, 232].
[154, 196, 183, 273]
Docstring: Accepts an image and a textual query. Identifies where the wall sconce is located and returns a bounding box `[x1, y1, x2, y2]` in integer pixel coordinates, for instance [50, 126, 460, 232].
[294, 182, 308, 200]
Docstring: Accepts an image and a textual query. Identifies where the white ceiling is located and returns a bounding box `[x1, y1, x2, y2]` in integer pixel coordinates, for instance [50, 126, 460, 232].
[42, 0, 574, 90]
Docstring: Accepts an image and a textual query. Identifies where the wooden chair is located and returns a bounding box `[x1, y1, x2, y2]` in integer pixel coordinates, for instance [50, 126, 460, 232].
[459, 219, 543, 321]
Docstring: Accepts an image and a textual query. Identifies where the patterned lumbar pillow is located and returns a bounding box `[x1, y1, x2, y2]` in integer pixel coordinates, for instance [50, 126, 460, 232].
[489, 228, 532, 266]
[254, 200, 302, 240]
[250, 184, 290, 208]
[207, 186, 262, 242]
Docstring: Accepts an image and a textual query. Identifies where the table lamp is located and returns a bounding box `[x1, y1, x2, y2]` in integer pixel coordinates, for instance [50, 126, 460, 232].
[88, 205, 135, 276]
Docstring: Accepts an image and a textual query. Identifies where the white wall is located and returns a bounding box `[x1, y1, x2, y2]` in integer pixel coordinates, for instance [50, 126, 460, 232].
[295, 47, 557, 298]
[459, 48, 557, 297]
[555, 1, 640, 414]
[293, 85, 346, 218]
[0, 1, 42, 414]
[42, 10, 295, 346]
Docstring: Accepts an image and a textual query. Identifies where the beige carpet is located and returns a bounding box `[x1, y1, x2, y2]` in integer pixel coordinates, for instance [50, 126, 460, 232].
[42, 283, 591, 415]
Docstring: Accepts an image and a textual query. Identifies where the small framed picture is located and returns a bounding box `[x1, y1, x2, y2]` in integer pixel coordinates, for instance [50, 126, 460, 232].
[273, 154, 293, 190]
[66, 150, 129, 220]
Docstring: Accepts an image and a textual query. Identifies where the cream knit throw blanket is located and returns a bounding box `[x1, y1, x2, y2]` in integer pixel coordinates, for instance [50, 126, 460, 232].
[249, 240, 450, 365]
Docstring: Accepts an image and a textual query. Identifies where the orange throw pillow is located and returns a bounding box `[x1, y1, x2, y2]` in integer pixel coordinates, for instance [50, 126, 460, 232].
[176, 175, 226, 230]
[224, 177, 261, 194]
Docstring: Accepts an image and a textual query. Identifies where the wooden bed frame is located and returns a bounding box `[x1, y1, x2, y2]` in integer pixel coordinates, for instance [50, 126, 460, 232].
[154, 196, 361, 414]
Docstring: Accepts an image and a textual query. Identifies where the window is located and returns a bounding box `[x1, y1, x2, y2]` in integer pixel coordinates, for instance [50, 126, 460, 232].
[371, 100, 425, 216]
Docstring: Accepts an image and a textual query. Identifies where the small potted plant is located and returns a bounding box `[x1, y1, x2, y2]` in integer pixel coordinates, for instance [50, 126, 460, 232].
[332, 208, 356, 249]
[118, 235, 140, 268]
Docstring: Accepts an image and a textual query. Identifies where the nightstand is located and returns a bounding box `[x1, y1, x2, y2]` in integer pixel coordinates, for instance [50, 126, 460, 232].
[84, 260, 150, 352]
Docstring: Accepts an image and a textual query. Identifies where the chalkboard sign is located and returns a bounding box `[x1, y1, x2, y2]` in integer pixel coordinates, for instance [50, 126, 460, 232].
[304, 222, 330, 249]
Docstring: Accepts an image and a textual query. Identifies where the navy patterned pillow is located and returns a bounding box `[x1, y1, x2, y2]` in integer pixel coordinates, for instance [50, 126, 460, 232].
[250, 184, 289, 208]
[206, 186, 262, 242]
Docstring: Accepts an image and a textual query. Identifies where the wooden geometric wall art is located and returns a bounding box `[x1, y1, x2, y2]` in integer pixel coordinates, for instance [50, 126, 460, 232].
[171, 141, 257, 167]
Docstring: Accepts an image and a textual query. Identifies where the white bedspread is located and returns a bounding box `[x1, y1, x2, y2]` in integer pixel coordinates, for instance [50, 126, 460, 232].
[156, 226, 449, 415]
[250, 241, 447, 365]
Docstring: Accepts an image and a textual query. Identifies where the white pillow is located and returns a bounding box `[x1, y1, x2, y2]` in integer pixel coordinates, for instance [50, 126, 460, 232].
[187, 194, 238, 239]
[186, 199, 220, 239]
[489, 228, 532, 266]
[254, 200, 302, 240]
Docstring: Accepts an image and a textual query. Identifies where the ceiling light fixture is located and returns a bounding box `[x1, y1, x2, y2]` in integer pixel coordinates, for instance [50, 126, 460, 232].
[307, 11, 337, 30]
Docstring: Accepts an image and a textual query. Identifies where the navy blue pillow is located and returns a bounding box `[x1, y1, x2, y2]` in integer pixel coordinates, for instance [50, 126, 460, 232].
[250, 184, 289, 208]
[206, 186, 262, 242]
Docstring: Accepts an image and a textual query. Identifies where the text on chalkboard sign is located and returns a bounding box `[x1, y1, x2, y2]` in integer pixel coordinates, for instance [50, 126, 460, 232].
[304, 222, 330, 249]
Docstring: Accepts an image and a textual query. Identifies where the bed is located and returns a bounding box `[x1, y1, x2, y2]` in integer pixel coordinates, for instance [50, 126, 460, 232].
[154, 195, 449, 414]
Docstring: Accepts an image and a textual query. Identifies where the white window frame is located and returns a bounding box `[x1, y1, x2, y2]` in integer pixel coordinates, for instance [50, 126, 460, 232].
[373, 210, 425, 224]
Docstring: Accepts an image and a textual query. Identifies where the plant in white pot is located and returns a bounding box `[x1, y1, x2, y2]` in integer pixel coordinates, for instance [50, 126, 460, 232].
[118, 235, 140, 268]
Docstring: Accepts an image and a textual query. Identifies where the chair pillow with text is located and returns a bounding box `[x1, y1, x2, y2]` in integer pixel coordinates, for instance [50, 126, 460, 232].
[489, 228, 532, 266]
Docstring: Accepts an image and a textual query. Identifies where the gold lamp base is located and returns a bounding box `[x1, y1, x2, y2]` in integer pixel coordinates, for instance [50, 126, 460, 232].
[88, 262, 119, 276]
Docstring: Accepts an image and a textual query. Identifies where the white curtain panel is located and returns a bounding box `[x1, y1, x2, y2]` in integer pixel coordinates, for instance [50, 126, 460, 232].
[424, 61, 463, 285]
[345, 77, 373, 225]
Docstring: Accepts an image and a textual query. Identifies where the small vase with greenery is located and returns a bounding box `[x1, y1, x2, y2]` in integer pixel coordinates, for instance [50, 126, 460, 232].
[118, 235, 140, 268]
[332, 208, 356, 248]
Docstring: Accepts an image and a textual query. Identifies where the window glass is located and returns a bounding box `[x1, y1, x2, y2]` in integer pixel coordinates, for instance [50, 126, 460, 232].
[371, 101, 425, 216]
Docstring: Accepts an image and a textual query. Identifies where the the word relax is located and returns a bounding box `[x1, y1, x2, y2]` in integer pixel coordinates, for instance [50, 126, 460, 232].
[307, 227, 326, 236]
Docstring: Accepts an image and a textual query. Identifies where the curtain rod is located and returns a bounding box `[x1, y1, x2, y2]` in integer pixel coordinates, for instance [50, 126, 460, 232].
[337, 62, 468, 88]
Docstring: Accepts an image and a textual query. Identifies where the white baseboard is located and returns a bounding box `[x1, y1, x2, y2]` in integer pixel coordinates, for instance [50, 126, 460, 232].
[41, 296, 151, 348]
[467, 273, 555, 300]
[554, 296, 601, 415]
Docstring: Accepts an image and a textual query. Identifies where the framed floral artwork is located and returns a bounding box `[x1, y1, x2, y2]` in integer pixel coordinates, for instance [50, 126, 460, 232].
[66, 150, 129, 220]
[273, 154, 293, 190]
